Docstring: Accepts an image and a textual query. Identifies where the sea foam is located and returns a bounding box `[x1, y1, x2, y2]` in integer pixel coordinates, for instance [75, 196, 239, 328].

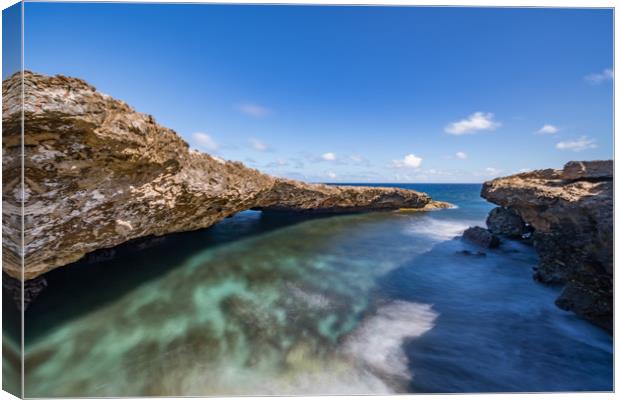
[343, 301, 438, 382]
[405, 217, 478, 241]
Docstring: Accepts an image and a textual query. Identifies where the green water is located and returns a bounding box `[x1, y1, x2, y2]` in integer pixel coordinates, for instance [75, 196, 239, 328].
[25, 211, 435, 396]
[22, 184, 612, 395]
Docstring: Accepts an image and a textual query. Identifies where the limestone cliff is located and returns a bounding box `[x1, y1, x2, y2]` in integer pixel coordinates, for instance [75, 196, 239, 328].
[2, 71, 444, 281]
[481, 161, 612, 331]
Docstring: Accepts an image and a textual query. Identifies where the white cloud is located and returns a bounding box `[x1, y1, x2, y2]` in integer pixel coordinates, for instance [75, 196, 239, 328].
[238, 103, 270, 117]
[391, 153, 423, 169]
[556, 136, 597, 152]
[327, 171, 337, 179]
[350, 154, 364, 162]
[518, 168, 532, 173]
[322, 152, 337, 161]
[473, 167, 502, 178]
[249, 138, 268, 151]
[584, 68, 614, 84]
[455, 151, 467, 159]
[484, 167, 502, 176]
[192, 132, 219, 152]
[445, 112, 501, 135]
[537, 124, 559, 134]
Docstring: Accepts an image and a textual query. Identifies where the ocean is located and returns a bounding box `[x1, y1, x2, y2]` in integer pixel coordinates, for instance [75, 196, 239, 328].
[20, 184, 612, 396]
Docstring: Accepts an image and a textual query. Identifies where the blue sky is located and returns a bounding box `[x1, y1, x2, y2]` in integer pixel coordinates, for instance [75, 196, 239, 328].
[19, 3, 613, 183]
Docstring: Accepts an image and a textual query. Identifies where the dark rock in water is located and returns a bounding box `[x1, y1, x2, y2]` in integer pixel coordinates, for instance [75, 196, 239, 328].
[486, 207, 527, 238]
[531, 232, 572, 284]
[481, 160, 612, 331]
[556, 282, 612, 332]
[462, 227, 500, 248]
[457, 250, 487, 257]
[3, 273, 48, 310]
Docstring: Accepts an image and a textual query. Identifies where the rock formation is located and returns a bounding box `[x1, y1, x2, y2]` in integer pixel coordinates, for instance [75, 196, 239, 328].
[486, 207, 529, 238]
[2, 71, 447, 282]
[481, 161, 612, 331]
[462, 226, 500, 248]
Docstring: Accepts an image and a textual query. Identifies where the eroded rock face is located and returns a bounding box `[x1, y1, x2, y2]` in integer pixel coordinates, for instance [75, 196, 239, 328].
[2, 273, 48, 311]
[481, 161, 612, 331]
[562, 160, 612, 181]
[486, 207, 528, 238]
[2, 71, 443, 281]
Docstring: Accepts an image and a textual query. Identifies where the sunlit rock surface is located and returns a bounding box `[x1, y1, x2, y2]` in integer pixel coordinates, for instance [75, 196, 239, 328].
[481, 161, 612, 330]
[2, 71, 445, 280]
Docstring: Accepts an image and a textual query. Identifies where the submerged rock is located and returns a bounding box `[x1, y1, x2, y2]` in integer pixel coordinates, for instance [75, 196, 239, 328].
[2, 71, 445, 282]
[486, 207, 528, 238]
[481, 160, 612, 331]
[556, 282, 612, 330]
[462, 227, 500, 248]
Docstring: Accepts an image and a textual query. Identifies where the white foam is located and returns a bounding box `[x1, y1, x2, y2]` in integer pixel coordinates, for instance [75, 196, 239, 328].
[343, 301, 438, 380]
[405, 217, 477, 241]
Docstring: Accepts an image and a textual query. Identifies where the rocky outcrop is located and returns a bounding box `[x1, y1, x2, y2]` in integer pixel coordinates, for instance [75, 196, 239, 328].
[2, 71, 446, 281]
[481, 161, 612, 331]
[486, 207, 529, 238]
[462, 226, 500, 248]
[562, 160, 612, 181]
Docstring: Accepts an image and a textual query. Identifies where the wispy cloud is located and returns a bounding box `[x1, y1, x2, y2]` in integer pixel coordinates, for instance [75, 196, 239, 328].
[393, 168, 452, 182]
[192, 132, 219, 152]
[321, 152, 337, 161]
[556, 136, 597, 152]
[445, 112, 501, 135]
[584, 68, 614, 85]
[349, 154, 372, 167]
[249, 138, 269, 151]
[265, 159, 288, 168]
[391, 154, 423, 169]
[537, 124, 559, 134]
[326, 171, 337, 179]
[485, 167, 502, 176]
[477, 167, 503, 177]
[455, 151, 467, 160]
[349, 154, 364, 162]
[238, 103, 270, 117]
[264, 157, 304, 169]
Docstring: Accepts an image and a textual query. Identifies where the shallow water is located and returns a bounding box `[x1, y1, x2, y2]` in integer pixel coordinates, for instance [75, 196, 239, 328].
[23, 184, 612, 396]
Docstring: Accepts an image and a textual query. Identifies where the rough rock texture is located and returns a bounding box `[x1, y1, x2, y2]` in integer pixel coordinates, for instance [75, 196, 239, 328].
[462, 226, 500, 248]
[486, 206, 528, 238]
[481, 161, 612, 331]
[398, 200, 454, 212]
[2, 273, 48, 310]
[2, 71, 447, 281]
[562, 160, 612, 181]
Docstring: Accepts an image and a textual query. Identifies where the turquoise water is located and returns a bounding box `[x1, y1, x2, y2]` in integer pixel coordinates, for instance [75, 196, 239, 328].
[23, 184, 612, 396]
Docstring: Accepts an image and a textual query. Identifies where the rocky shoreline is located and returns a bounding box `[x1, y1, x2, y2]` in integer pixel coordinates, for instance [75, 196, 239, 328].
[2, 71, 447, 292]
[464, 161, 612, 332]
[2, 72, 613, 330]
